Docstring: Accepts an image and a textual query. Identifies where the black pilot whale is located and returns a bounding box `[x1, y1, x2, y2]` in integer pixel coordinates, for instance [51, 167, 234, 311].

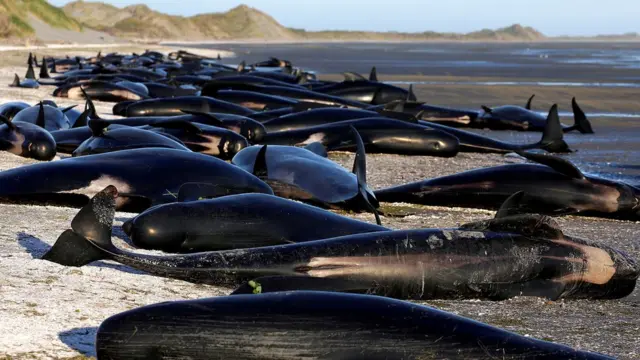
[122, 192, 388, 253]
[43, 187, 639, 302]
[95, 291, 614, 360]
[0, 148, 273, 212]
[375, 151, 640, 220]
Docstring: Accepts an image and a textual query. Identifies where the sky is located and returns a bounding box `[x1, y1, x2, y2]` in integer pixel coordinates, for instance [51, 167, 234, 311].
[50, 0, 640, 36]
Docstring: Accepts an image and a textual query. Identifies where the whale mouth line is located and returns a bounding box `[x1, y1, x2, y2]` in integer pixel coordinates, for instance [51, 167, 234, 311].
[294, 264, 354, 273]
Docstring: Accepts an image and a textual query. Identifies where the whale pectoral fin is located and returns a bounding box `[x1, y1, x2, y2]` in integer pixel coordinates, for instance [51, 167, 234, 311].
[460, 214, 564, 239]
[494, 191, 527, 219]
[383, 100, 405, 112]
[515, 150, 584, 179]
[303, 142, 328, 157]
[230, 276, 370, 295]
[41, 229, 107, 267]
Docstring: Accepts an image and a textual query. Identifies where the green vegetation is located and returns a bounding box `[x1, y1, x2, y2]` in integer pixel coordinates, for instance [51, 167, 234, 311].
[25, 0, 83, 31]
[0, 0, 83, 39]
[62, 1, 547, 42]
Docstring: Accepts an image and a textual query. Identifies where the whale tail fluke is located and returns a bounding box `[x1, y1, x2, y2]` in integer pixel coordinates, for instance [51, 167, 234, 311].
[570, 97, 594, 134]
[42, 186, 118, 267]
[538, 104, 572, 153]
[42, 229, 107, 267]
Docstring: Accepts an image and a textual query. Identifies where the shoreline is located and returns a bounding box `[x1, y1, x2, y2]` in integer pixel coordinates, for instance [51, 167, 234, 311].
[0, 48, 638, 359]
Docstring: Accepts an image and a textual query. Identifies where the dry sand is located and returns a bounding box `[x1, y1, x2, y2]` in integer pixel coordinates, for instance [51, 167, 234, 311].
[0, 56, 638, 359]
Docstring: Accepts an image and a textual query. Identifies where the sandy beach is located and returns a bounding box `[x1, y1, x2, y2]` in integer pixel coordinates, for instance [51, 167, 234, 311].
[0, 45, 638, 359]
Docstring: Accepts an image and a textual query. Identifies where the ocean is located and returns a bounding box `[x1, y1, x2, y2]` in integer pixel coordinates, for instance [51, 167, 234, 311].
[176, 42, 640, 186]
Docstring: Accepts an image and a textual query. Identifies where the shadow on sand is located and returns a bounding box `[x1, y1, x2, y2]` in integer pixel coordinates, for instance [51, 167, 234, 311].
[16, 231, 145, 275]
[59, 327, 98, 357]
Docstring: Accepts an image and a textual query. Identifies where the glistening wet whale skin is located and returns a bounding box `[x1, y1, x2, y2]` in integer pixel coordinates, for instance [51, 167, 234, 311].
[0, 148, 273, 212]
[43, 187, 639, 302]
[117, 96, 256, 117]
[122, 192, 388, 253]
[375, 151, 640, 220]
[0, 114, 56, 161]
[259, 118, 459, 157]
[101, 111, 266, 143]
[12, 102, 71, 131]
[233, 127, 381, 222]
[478, 96, 593, 134]
[53, 81, 150, 102]
[9, 74, 39, 89]
[140, 120, 248, 160]
[72, 119, 192, 157]
[417, 104, 571, 153]
[0, 102, 31, 121]
[201, 81, 370, 109]
[313, 79, 417, 105]
[95, 291, 614, 360]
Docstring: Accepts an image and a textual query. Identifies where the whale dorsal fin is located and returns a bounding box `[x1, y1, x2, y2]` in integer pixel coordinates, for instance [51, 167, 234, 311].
[88, 118, 111, 137]
[27, 53, 33, 66]
[515, 150, 584, 180]
[36, 102, 45, 128]
[571, 97, 594, 134]
[0, 114, 16, 130]
[525, 94, 535, 110]
[80, 87, 100, 119]
[406, 84, 417, 101]
[369, 66, 378, 82]
[11, 74, 20, 87]
[25, 61, 36, 80]
[481, 105, 493, 113]
[39, 57, 50, 79]
[253, 145, 268, 177]
[350, 125, 382, 226]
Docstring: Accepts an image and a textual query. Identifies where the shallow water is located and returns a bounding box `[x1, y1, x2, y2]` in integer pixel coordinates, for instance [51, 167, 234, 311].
[175, 42, 640, 185]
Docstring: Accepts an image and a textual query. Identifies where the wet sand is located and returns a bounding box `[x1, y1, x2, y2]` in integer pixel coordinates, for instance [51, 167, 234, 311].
[0, 46, 638, 359]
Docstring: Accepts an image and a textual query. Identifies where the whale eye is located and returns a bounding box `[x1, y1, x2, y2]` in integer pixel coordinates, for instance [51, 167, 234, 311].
[433, 142, 441, 150]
